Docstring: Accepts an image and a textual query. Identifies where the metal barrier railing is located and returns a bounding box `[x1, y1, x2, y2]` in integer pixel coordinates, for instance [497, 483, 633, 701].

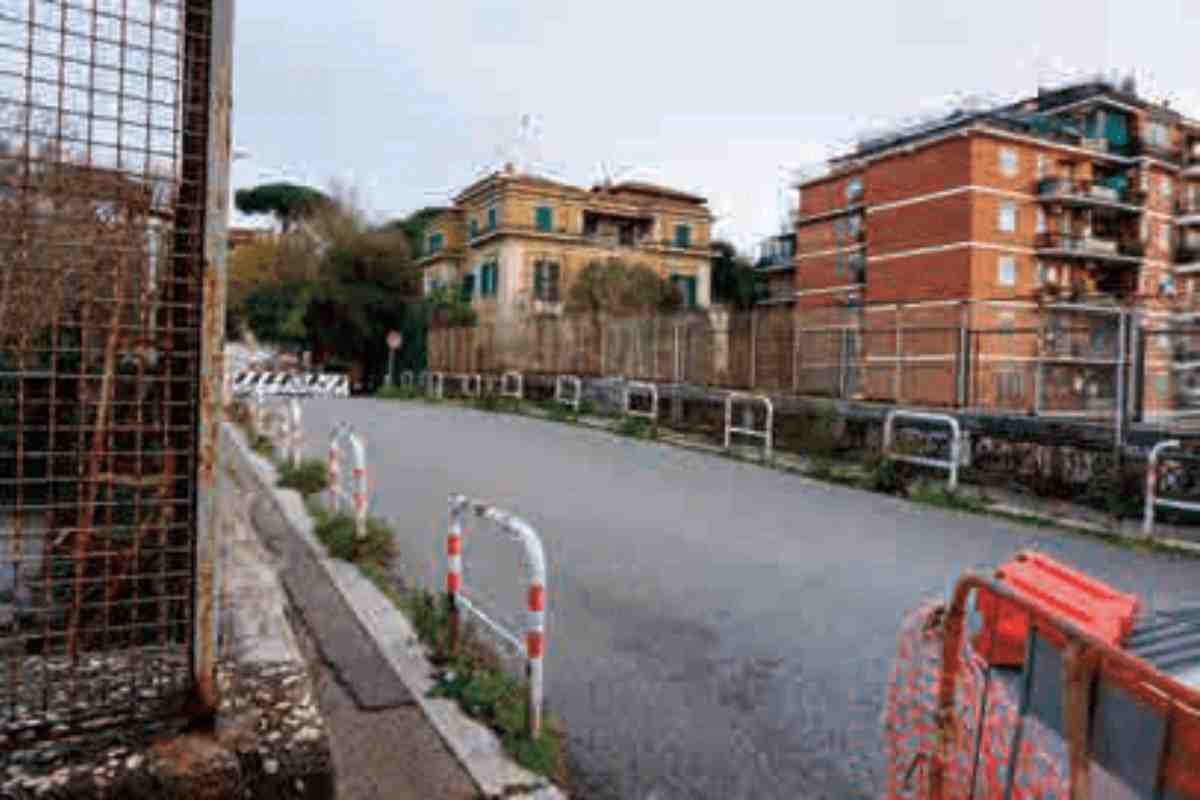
[258, 398, 302, 468]
[428, 371, 445, 400]
[883, 410, 962, 491]
[327, 423, 370, 539]
[458, 373, 482, 398]
[502, 370, 525, 401]
[446, 495, 548, 737]
[932, 572, 1200, 800]
[724, 392, 773, 461]
[556, 375, 582, 412]
[399, 370, 415, 389]
[624, 381, 659, 424]
[1142, 438, 1200, 537]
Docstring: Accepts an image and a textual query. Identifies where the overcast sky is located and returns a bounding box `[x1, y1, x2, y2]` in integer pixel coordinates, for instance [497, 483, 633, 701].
[228, 0, 1200, 252]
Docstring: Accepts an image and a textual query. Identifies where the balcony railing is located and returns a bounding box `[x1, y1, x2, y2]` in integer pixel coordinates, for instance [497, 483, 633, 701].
[755, 253, 795, 271]
[1036, 177, 1143, 207]
[1034, 232, 1143, 261]
[1136, 136, 1183, 163]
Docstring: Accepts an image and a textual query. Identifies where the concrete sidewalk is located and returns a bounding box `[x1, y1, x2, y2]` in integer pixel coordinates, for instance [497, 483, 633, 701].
[225, 454, 477, 800]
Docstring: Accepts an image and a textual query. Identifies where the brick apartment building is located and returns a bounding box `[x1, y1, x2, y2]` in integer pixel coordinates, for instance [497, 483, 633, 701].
[793, 78, 1200, 414]
[417, 164, 714, 324]
[754, 231, 796, 307]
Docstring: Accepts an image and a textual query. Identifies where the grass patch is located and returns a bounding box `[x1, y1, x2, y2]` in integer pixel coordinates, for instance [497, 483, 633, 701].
[472, 394, 521, 414]
[277, 458, 328, 497]
[403, 588, 569, 783]
[907, 479, 982, 513]
[541, 400, 578, 424]
[615, 415, 656, 440]
[377, 384, 423, 400]
[250, 433, 276, 459]
[308, 502, 396, 568]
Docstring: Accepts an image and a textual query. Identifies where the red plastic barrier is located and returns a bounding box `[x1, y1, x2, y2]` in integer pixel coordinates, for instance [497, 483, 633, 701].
[972, 551, 1140, 667]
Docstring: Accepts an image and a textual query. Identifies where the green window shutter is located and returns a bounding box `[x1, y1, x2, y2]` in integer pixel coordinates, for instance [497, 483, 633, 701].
[536, 206, 553, 232]
[674, 224, 690, 248]
[488, 207, 497, 230]
[460, 274, 475, 301]
[469, 219, 478, 238]
[533, 262, 544, 299]
[685, 277, 697, 307]
[549, 263, 560, 302]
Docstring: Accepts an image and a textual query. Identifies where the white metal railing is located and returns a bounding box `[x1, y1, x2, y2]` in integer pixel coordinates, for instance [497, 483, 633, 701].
[724, 392, 773, 462]
[427, 371, 445, 399]
[555, 374, 582, 412]
[457, 373, 482, 398]
[399, 370, 415, 389]
[501, 370, 524, 401]
[882, 410, 962, 491]
[1142, 439, 1200, 537]
[623, 381, 659, 424]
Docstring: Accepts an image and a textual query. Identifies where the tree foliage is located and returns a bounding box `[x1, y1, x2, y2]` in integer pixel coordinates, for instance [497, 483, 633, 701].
[234, 182, 330, 232]
[710, 240, 762, 310]
[386, 206, 445, 257]
[565, 257, 682, 317]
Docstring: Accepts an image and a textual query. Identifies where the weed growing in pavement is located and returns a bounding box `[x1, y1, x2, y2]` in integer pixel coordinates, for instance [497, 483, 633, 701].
[276, 458, 328, 497]
[307, 500, 396, 567]
[402, 587, 568, 783]
[250, 433, 276, 459]
[473, 394, 521, 414]
[543, 400, 578, 424]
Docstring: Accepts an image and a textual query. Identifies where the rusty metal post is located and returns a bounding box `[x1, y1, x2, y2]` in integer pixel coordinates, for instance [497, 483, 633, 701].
[192, 0, 235, 720]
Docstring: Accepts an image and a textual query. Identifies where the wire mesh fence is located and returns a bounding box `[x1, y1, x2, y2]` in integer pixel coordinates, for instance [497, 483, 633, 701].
[427, 301, 1151, 422]
[0, 0, 224, 734]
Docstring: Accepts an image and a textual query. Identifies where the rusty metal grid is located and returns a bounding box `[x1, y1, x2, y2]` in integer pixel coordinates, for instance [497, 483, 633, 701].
[0, 0, 220, 734]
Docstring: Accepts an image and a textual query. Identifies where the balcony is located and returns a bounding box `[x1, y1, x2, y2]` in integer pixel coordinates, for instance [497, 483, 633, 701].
[1036, 177, 1143, 210]
[754, 252, 795, 273]
[1178, 199, 1200, 227]
[1135, 135, 1183, 164]
[415, 245, 465, 265]
[1034, 232, 1143, 264]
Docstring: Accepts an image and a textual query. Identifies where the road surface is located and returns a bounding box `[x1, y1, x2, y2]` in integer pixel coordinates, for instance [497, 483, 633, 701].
[298, 398, 1199, 799]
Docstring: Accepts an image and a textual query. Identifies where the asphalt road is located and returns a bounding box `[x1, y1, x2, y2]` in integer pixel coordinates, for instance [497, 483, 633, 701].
[298, 399, 1200, 800]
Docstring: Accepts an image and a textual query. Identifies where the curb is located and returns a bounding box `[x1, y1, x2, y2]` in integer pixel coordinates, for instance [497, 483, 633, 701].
[222, 422, 568, 800]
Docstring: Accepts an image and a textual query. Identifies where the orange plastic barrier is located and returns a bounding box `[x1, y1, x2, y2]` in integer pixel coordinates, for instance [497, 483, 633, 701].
[972, 551, 1140, 667]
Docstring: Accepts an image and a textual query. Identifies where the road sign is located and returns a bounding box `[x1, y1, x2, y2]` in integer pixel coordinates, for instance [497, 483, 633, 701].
[387, 331, 402, 350]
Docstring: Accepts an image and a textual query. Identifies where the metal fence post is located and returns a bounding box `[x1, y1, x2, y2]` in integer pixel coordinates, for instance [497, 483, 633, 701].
[792, 323, 801, 395]
[895, 304, 904, 403]
[194, 0, 236, 717]
[1115, 310, 1128, 462]
[750, 310, 758, 389]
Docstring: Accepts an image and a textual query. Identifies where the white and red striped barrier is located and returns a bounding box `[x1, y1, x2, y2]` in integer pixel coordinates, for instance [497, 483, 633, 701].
[446, 494, 547, 737]
[327, 422, 370, 539]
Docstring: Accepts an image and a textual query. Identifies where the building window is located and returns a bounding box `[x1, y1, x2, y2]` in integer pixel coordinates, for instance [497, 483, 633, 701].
[1036, 208, 1046, 234]
[674, 223, 692, 248]
[1036, 155, 1047, 180]
[479, 259, 500, 297]
[671, 274, 698, 308]
[1161, 223, 1172, 250]
[1046, 265, 1059, 285]
[1141, 171, 1150, 192]
[845, 177, 863, 202]
[999, 148, 1019, 177]
[998, 202, 1017, 233]
[1035, 261, 1046, 285]
[532, 260, 560, 302]
[1141, 217, 1150, 242]
[997, 255, 1016, 286]
[428, 232, 444, 254]
[996, 372, 1024, 404]
[1161, 177, 1174, 199]
[535, 206, 553, 232]
[487, 206, 497, 230]
[459, 272, 476, 302]
[469, 218, 479, 238]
